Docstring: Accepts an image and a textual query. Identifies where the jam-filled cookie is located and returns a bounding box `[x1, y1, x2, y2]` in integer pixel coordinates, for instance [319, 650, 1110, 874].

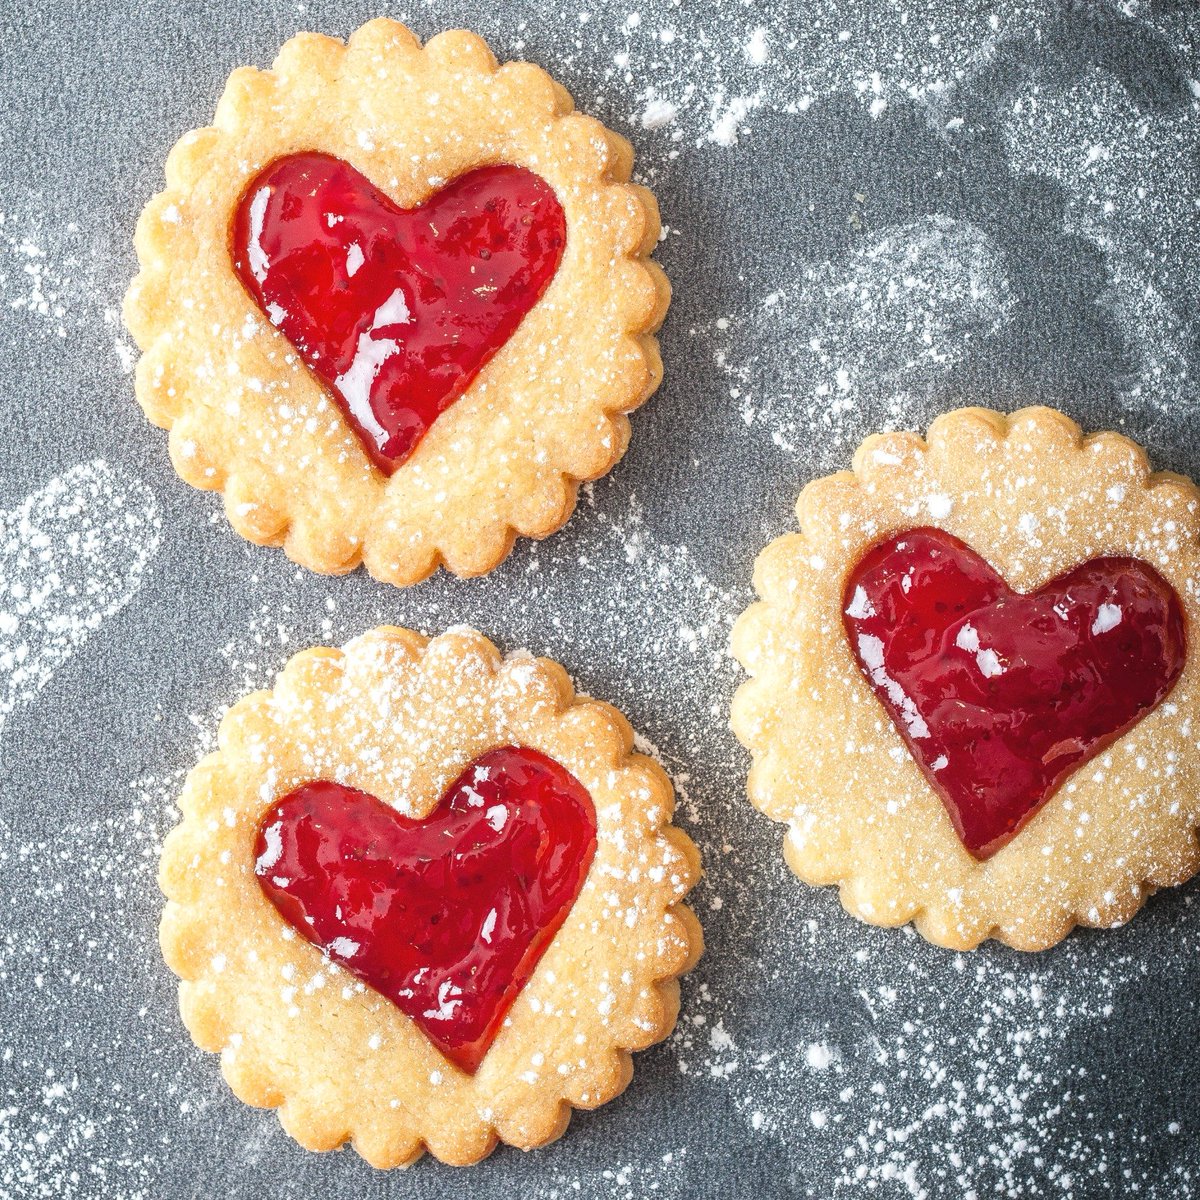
[159, 626, 701, 1166]
[125, 21, 668, 585]
[732, 406, 1199, 951]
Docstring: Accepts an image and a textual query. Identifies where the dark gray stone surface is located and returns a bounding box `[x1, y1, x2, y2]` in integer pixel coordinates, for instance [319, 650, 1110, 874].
[2, 1, 1199, 1196]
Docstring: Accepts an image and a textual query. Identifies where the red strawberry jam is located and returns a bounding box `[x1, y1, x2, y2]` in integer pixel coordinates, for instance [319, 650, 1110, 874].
[253, 745, 596, 1074]
[843, 527, 1185, 859]
[232, 153, 566, 474]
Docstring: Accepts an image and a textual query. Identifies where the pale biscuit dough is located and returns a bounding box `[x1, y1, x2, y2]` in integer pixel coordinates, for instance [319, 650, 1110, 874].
[159, 626, 701, 1166]
[125, 20, 669, 585]
[732, 406, 1200, 951]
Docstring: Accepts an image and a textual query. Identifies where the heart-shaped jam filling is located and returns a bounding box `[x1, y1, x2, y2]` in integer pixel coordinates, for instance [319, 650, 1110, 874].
[253, 746, 596, 1074]
[843, 527, 1186, 860]
[231, 153, 567, 474]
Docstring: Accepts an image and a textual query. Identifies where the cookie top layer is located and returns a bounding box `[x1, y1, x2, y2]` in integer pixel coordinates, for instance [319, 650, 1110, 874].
[159, 624, 701, 1167]
[732, 405, 1200, 951]
[125, 20, 669, 585]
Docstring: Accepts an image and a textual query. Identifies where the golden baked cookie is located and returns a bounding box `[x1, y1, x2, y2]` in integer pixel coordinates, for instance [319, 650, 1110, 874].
[159, 626, 701, 1166]
[732, 406, 1200, 951]
[124, 20, 668, 585]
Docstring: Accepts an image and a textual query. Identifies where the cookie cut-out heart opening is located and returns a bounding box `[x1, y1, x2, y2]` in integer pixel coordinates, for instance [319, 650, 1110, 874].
[253, 745, 596, 1074]
[843, 527, 1186, 860]
[231, 153, 567, 475]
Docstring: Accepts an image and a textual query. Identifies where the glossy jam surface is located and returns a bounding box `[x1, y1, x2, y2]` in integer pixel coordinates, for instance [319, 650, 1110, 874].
[843, 527, 1186, 860]
[231, 153, 567, 474]
[254, 746, 596, 1074]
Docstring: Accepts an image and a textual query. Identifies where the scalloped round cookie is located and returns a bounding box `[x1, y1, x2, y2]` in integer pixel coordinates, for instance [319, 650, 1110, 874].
[125, 20, 669, 585]
[732, 406, 1200, 951]
[159, 625, 701, 1166]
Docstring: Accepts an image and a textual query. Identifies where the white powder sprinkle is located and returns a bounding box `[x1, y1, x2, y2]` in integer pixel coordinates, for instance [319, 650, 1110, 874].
[1092, 603, 1123, 636]
[705, 216, 1014, 460]
[0, 461, 160, 736]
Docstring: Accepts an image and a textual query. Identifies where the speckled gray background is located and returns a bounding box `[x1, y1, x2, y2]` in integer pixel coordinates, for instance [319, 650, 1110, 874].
[3, 2, 1200, 1197]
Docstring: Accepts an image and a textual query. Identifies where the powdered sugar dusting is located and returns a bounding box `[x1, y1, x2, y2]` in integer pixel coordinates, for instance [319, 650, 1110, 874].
[0, 461, 160, 737]
[543, 1, 1066, 152]
[706, 216, 1014, 459]
[1002, 66, 1199, 422]
[676, 913, 1200, 1197]
[214, 493, 741, 796]
[0, 462, 164, 1189]
[0, 763, 183, 1200]
[1, 213, 138, 373]
[4, 0, 1200, 1194]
